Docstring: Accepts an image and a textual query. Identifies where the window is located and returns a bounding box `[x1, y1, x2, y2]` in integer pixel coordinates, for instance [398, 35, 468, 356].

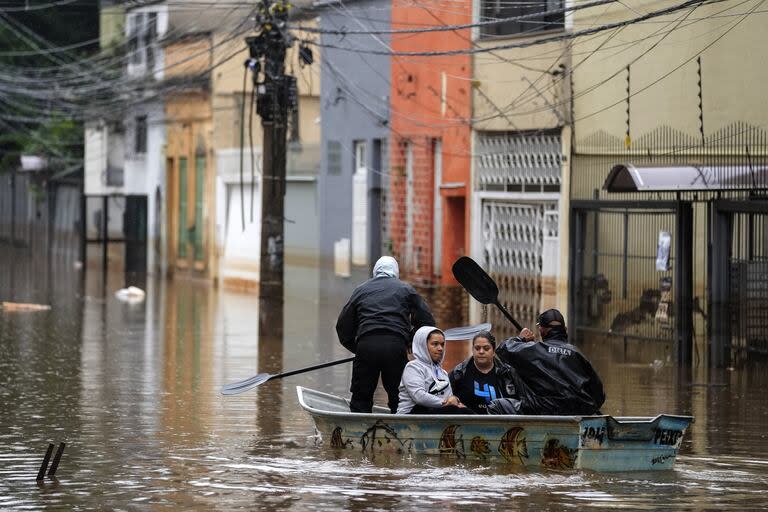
[327, 140, 341, 175]
[135, 116, 147, 154]
[352, 141, 368, 266]
[145, 13, 157, 70]
[480, 0, 564, 38]
[128, 13, 145, 64]
[128, 15, 141, 65]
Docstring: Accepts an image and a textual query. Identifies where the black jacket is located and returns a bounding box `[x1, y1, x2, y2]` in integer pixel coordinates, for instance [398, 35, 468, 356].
[496, 331, 605, 415]
[336, 276, 435, 353]
[448, 356, 524, 413]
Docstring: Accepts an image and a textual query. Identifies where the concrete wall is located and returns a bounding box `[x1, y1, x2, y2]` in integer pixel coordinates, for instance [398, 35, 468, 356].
[472, 41, 569, 132]
[572, 0, 768, 149]
[99, 4, 125, 51]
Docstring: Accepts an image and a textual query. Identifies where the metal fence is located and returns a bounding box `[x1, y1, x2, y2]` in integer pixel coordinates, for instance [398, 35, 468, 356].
[0, 170, 81, 259]
[570, 122, 768, 366]
[729, 212, 768, 357]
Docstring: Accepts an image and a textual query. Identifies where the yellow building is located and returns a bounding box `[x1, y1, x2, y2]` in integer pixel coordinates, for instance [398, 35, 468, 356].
[210, 22, 321, 291]
[164, 33, 215, 278]
[569, 0, 768, 367]
[160, 13, 321, 287]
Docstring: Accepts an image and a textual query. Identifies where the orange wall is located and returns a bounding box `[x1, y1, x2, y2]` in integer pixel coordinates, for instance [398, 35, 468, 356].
[389, 0, 472, 286]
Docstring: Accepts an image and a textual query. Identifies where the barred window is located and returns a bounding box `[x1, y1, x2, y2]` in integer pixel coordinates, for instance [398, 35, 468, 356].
[480, 0, 564, 38]
[135, 116, 147, 154]
[327, 140, 342, 175]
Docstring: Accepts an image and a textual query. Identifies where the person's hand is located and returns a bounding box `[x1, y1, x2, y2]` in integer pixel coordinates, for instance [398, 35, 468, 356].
[520, 327, 535, 341]
[443, 395, 461, 407]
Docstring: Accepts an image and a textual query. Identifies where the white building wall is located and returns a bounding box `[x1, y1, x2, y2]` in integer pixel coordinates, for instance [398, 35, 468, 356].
[84, 121, 108, 196]
[216, 148, 262, 287]
[123, 105, 166, 274]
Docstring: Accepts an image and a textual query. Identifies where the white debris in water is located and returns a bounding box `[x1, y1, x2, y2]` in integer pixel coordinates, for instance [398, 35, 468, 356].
[115, 286, 146, 304]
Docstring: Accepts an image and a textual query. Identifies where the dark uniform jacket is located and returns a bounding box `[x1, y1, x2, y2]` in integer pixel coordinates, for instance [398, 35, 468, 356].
[496, 330, 605, 415]
[335, 275, 435, 353]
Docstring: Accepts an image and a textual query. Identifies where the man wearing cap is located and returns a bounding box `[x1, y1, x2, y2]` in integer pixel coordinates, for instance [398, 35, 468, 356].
[336, 256, 435, 413]
[495, 309, 605, 415]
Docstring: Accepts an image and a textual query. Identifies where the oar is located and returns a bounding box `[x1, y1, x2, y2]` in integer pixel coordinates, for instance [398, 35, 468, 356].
[220, 323, 492, 395]
[451, 256, 523, 331]
[221, 357, 355, 395]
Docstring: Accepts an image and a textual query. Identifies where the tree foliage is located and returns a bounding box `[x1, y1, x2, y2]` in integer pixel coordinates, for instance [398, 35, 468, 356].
[0, 0, 98, 176]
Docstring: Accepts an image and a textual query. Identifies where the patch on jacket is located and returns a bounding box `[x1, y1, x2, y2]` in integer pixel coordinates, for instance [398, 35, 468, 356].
[548, 346, 572, 356]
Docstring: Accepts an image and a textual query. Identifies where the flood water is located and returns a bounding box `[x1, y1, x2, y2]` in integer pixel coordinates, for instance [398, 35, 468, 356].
[1, 246, 768, 510]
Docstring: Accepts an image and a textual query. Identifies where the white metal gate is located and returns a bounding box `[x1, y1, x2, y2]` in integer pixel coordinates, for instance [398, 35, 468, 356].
[480, 200, 559, 335]
[473, 130, 563, 337]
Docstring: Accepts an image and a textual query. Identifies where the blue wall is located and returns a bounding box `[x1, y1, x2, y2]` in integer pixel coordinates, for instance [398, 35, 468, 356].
[318, 0, 391, 286]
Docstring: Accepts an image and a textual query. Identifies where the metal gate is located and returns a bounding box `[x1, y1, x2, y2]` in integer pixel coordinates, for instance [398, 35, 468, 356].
[571, 202, 681, 344]
[474, 129, 563, 339]
[480, 200, 558, 339]
[726, 208, 768, 357]
[84, 194, 147, 285]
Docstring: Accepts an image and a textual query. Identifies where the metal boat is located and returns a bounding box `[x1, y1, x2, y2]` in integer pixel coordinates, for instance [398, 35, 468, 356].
[297, 386, 693, 472]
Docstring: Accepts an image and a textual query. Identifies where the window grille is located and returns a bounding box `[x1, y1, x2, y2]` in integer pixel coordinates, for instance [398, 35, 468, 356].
[480, 0, 564, 38]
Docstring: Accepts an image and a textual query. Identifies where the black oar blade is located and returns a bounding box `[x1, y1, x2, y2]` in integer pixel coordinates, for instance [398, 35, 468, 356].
[451, 256, 499, 305]
[221, 373, 273, 395]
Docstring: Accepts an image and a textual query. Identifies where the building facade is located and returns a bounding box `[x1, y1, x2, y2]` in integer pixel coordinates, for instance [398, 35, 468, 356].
[468, 0, 571, 338]
[317, 0, 392, 298]
[388, 0, 473, 327]
[569, 0, 768, 367]
[84, 2, 168, 277]
[163, 33, 214, 279]
[211, 21, 321, 291]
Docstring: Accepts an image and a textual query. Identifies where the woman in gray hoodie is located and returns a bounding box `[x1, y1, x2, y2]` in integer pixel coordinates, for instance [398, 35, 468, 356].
[396, 326, 473, 414]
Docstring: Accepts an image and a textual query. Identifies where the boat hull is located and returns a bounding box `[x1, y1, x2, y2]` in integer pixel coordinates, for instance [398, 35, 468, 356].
[297, 386, 693, 472]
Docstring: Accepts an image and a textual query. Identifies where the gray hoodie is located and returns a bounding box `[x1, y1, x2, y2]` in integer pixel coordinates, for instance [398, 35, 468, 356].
[372, 256, 399, 278]
[396, 326, 452, 414]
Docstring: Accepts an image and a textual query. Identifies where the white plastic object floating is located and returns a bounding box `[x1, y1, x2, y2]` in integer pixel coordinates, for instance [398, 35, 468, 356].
[114, 286, 146, 304]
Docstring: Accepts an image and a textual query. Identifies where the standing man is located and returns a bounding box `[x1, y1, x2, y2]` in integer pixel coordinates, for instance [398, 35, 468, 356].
[336, 256, 435, 413]
[448, 331, 522, 414]
[496, 309, 605, 415]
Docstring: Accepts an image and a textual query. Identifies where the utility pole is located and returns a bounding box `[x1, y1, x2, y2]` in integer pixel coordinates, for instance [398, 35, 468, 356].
[246, 0, 298, 339]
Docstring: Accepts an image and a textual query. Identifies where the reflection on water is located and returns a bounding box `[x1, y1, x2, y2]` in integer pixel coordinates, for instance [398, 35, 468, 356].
[1, 246, 768, 510]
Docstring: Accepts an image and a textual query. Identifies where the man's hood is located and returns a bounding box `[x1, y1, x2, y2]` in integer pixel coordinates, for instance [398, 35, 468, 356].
[412, 325, 445, 366]
[372, 256, 399, 278]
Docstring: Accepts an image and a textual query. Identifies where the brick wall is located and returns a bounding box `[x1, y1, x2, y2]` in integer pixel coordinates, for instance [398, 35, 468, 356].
[388, 134, 436, 285]
[414, 282, 468, 329]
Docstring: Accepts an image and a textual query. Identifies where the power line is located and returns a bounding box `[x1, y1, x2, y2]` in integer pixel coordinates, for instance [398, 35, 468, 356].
[293, 0, 615, 35]
[301, 0, 725, 57]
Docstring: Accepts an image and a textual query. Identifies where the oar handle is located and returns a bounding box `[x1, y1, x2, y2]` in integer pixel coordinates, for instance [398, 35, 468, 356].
[494, 300, 523, 331]
[269, 356, 355, 381]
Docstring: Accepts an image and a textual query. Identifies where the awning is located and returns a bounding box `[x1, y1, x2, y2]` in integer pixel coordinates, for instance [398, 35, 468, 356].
[603, 164, 768, 192]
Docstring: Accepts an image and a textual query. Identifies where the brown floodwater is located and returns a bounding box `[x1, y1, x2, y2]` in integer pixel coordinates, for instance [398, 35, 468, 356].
[1, 246, 767, 510]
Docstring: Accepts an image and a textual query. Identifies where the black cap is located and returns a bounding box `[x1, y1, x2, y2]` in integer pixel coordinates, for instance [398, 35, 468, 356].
[536, 309, 565, 327]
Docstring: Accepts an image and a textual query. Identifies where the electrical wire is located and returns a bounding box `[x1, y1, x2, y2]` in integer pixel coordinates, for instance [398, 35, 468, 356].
[300, 0, 725, 57]
[292, 0, 616, 35]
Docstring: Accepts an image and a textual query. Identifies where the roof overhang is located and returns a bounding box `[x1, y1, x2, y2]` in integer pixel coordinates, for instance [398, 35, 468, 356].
[604, 164, 768, 192]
